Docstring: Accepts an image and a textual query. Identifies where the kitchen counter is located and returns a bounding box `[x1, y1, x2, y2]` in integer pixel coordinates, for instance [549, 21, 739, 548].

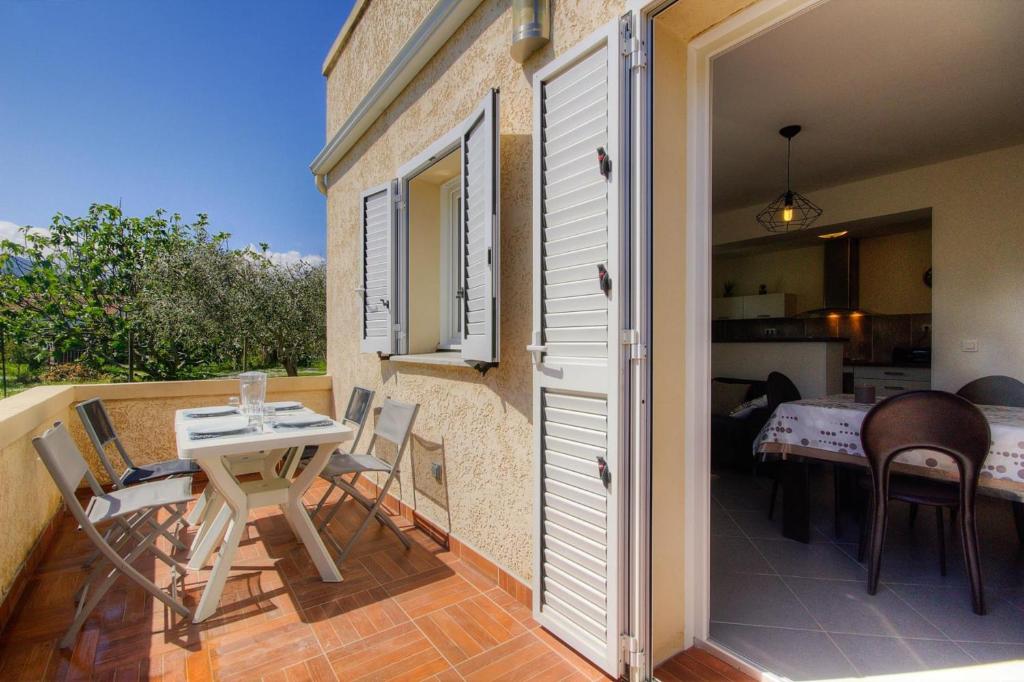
[722, 337, 848, 343]
[844, 360, 931, 368]
[713, 340, 844, 397]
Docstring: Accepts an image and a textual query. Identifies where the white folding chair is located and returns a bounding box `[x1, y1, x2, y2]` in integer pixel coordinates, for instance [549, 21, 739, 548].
[307, 386, 375, 518]
[315, 399, 419, 565]
[32, 422, 193, 648]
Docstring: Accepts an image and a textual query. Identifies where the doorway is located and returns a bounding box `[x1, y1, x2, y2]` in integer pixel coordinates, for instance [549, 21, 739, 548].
[647, 0, 1024, 679]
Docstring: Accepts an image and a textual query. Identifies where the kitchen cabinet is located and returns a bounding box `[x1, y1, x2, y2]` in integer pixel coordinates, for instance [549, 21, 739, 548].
[712, 293, 796, 320]
[849, 365, 931, 397]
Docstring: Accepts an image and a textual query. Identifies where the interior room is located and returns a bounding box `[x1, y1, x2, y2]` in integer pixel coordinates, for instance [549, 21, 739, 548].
[652, 0, 1024, 678]
[405, 149, 463, 356]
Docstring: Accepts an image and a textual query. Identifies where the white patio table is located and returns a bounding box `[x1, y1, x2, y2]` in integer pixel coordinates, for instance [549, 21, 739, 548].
[175, 408, 352, 622]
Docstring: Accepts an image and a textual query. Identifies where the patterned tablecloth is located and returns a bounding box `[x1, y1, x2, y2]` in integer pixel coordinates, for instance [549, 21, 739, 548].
[754, 395, 1024, 486]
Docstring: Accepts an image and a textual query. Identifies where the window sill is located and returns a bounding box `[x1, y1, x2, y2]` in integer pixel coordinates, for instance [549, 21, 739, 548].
[387, 352, 475, 368]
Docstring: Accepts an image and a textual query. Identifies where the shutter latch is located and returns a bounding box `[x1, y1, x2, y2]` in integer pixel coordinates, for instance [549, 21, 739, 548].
[622, 329, 647, 361]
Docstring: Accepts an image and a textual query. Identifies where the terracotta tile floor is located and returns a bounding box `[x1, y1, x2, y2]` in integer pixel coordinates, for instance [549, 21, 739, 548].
[0, 480, 747, 681]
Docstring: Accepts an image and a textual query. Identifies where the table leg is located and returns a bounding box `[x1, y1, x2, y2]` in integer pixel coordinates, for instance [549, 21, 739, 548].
[1013, 501, 1024, 545]
[782, 458, 811, 543]
[283, 444, 342, 582]
[187, 497, 229, 570]
[193, 457, 251, 623]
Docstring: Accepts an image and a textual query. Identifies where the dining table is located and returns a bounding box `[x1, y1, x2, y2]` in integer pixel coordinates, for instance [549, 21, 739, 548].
[754, 394, 1024, 543]
[175, 406, 353, 622]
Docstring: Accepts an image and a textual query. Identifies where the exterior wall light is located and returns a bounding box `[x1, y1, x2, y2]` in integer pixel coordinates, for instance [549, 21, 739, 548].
[510, 0, 550, 63]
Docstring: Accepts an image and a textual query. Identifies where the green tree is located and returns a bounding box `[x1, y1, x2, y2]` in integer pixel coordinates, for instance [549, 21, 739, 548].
[0, 204, 188, 379]
[250, 256, 326, 376]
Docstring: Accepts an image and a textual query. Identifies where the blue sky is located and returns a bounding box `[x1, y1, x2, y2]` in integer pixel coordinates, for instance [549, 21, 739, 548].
[0, 0, 354, 262]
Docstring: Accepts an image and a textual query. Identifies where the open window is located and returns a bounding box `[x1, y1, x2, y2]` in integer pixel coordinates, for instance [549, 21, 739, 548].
[376, 88, 500, 367]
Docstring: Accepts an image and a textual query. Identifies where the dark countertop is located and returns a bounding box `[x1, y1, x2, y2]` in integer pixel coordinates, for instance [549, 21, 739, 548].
[844, 360, 932, 369]
[714, 337, 849, 343]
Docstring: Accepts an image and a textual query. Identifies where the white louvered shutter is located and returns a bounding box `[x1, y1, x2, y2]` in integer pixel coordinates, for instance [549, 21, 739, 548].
[460, 89, 500, 363]
[531, 22, 626, 677]
[360, 182, 395, 355]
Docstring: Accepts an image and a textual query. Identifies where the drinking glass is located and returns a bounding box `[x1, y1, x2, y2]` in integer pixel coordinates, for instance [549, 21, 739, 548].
[238, 371, 268, 427]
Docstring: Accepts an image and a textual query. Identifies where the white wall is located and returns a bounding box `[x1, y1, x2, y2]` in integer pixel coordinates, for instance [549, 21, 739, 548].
[712, 341, 844, 398]
[714, 143, 1024, 390]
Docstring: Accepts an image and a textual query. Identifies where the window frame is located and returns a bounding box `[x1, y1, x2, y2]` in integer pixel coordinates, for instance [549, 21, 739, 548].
[438, 175, 463, 350]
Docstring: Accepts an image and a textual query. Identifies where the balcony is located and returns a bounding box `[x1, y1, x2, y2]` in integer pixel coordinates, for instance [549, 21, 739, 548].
[0, 377, 614, 681]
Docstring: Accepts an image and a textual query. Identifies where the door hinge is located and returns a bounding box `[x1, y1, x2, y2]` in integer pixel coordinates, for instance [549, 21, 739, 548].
[621, 329, 647, 361]
[393, 188, 406, 210]
[620, 634, 645, 678]
[623, 36, 647, 71]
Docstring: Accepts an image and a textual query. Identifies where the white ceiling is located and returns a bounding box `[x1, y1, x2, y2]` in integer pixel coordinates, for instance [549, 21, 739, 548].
[711, 0, 1024, 211]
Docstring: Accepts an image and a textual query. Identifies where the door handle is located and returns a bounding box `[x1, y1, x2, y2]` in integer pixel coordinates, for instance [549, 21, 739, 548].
[527, 331, 546, 365]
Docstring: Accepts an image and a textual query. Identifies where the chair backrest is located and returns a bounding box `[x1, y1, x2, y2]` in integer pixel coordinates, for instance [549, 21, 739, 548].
[956, 375, 1024, 408]
[369, 399, 420, 455]
[766, 371, 801, 412]
[861, 390, 991, 489]
[341, 386, 376, 452]
[76, 397, 135, 482]
[33, 422, 105, 521]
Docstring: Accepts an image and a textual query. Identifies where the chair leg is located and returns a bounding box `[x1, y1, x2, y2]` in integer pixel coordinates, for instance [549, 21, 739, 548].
[858, 491, 871, 563]
[867, 491, 888, 595]
[768, 478, 780, 520]
[309, 481, 337, 519]
[833, 465, 843, 539]
[935, 506, 946, 577]
[909, 502, 918, 527]
[960, 495, 986, 615]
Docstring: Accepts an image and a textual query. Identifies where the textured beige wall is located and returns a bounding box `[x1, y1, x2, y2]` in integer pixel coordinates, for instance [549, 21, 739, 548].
[0, 377, 332, 607]
[0, 387, 72, 607]
[323, 0, 624, 581]
[325, 0, 437, 136]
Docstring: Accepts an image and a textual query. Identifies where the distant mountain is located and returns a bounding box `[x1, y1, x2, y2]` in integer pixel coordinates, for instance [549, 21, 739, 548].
[1, 255, 32, 277]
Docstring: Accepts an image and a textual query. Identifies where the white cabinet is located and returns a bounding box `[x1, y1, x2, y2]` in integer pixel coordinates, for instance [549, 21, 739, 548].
[712, 293, 796, 320]
[850, 365, 931, 397]
[712, 297, 745, 320]
[743, 293, 795, 319]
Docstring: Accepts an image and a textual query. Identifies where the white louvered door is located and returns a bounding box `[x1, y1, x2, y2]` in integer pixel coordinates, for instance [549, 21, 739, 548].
[531, 21, 627, 677]
[461, 89, 500, 363]
[359, 182, 395, 355]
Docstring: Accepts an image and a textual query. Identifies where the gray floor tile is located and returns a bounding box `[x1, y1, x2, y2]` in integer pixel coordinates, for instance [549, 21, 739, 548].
[711, 572, 819, 629]
[711, 500, 744, 537]
[831, 633, 975, 676]
[727, 509, 831, 544]
[711, 534, 773, 575]
[890, 584, 1024, 643]
[785, 576, 944, 638]
[709, 622, 856, 681]
[955, 640, 1024, 665]
[754, 538, 866, 580]
[711, 472, 774, 512]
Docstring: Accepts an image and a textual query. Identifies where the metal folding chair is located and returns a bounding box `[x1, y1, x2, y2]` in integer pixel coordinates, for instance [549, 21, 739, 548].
[32, 422, 193, 648]
[307, 386, 376, 518]
[76, 397, 198, 548]
[315, 398, 419, 565]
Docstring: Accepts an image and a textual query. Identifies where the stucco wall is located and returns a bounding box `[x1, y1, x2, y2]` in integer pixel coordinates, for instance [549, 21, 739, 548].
[323, 0, 624, 581]
[0, 376, 332, 609]
[325, 0, 437, 136]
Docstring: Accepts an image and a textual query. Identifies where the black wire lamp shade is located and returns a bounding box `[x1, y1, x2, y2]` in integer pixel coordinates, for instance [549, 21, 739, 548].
[756, 125, 823, 233]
